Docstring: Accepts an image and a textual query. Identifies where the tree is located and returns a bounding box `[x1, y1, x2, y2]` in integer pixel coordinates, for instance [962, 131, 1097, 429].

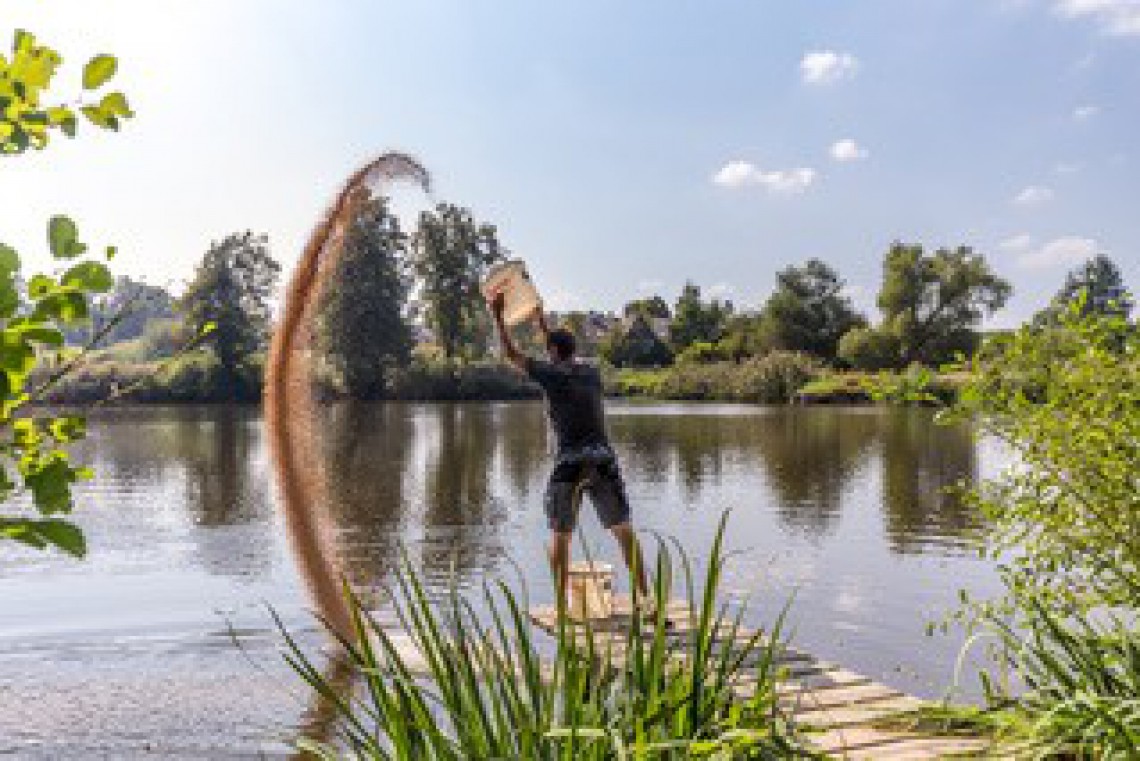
[623, 295, 670, 320]
[716, 314, 770, 361]
[600, 315, 673, 368]
[837, 326, 901, 371]
[669, 282, 731, 351]
[758, 259, 865, 361]
[179, 232, 280, 399]
[412, 203, 504, 360]
[1034, 254, 1132, 327]
[1, 30, 133, 557]
[319, 195, 412, 398]
[876, 243, 1011, 367]
[69, 276, 176, 347]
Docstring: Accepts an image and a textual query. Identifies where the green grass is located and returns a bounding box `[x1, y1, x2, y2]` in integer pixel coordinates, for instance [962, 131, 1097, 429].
[277, 514, 816, 759]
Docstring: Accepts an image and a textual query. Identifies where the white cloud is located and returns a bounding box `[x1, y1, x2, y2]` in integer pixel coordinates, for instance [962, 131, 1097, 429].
[829, 138, 869, 162]
[1055, 0, 1140, 36]
[712, 161, 817, 194]
[1000, 233, 1034, 252]
[1013, 185, 1055, 206]
[800, 50, 860, 85]
[1073, 104, 1101, 120]
[1017, 236, 1100, 269]
[708, 282, 735, 300]
[636, 279, 664, 294]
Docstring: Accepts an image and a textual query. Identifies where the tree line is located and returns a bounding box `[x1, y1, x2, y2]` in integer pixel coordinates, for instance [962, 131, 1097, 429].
[79, 192, 1134, 400]
[84, 195, 507, 400]
[598, 247, 1132, 371]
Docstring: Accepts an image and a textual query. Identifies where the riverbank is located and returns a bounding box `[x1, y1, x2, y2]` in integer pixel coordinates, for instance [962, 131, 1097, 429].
[34, 351, 965, 406]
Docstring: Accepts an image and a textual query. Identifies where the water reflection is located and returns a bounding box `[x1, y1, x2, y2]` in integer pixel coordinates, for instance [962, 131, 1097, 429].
[317, 402, 414, 588]
[67, 403, 982, 589]
[753, 410, 879, 538]
[420, 404, 508, 581]
[879, 410, 978, 553]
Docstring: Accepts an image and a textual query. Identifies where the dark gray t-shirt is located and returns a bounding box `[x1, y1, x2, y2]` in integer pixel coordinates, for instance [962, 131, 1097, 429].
[525, 358, 610, 455]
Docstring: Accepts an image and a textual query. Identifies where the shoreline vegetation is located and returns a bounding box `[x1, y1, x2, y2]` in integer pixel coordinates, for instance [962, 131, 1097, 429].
[32, 349, 972, 406]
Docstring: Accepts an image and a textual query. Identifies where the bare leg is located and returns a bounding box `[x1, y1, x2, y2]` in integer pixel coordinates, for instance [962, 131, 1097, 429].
[548, 531, 573, 609]
[609, 522, 649, 600]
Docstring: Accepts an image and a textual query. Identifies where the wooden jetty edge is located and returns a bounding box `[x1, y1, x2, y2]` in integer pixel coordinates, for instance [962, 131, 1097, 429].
[529, 597, 992, 760]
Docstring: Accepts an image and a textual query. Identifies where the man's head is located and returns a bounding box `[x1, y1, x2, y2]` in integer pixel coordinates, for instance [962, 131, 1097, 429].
[546, 328, 576, 362]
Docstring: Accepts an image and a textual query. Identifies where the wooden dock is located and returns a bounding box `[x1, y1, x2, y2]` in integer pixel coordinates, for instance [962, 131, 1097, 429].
[529, 597, 991, 760]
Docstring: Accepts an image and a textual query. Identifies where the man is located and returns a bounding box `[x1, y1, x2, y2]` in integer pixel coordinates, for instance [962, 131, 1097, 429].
[490, 294, 649, 609]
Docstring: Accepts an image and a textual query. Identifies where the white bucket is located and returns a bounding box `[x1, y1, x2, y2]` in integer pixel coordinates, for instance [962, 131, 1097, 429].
[567, 561, 614, 621]
[481, 259, 542, 327]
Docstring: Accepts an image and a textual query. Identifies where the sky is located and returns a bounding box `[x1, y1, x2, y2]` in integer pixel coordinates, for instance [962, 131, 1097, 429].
[2, 0, 1138, 327]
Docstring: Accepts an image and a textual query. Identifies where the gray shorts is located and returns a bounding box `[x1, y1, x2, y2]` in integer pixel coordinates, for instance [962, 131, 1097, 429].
[544, 454, 631, 533]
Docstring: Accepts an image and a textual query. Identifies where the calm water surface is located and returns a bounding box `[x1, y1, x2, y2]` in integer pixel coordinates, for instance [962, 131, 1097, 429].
[0, 402, 1006, 758]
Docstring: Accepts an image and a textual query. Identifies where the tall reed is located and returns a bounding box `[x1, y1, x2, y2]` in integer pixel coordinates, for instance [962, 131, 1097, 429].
[278, 514, 811, 759]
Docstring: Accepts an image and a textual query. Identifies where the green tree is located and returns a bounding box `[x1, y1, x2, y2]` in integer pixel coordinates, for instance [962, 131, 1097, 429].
[669, 282, 731, 351]
[876, 243, 1010, 367]
[623, 295, 670, 320]
[837, 326, 901, 371]
[412, 203, 504, 360]
[319, 195, 412, 398]
[600, 315, 673, 368]
[179, 232, 280, 400]
[1034, 254, 1132, 327]
[69, 276, 175, 347]
[758, 259, 865, 361]
[1, 30, 133, 556]
[716, 314, 770, 361]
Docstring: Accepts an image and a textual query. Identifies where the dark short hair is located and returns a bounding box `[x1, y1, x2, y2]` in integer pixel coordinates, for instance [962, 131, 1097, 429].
[547, 328, 576, 360]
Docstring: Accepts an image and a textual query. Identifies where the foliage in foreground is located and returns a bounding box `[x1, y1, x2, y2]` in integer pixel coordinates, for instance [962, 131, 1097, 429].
[279, 516, 811, 759]
[943, 298, 1140, 758]
[1, 29, 135, 555]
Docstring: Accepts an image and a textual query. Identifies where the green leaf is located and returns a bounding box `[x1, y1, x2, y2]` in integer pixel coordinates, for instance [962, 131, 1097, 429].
[18, 325, 65, 346]
[82, 54, 117, 90]
[33, 291, 88, 324]
[33, 519, 86, 558]
[49, 416, 86, 443]
[0, 244, 19, 275]
[27, 274, 56, 300]
[62, 261, 113, 292]
[47, 215, 86, 259]
[79, 105, 118, 131]
[99, 92, 133, 118]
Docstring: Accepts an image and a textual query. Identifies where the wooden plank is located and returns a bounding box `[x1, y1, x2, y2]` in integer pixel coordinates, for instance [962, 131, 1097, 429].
[781, 667, 872, 692]
[528, 600, 989, 758]
[841, 735, 991, 759]
[793, 696, 925, 730]
[779, 682, 903, 712]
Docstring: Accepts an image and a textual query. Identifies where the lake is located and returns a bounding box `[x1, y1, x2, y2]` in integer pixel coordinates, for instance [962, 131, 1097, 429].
[0, 402, 1006, 758]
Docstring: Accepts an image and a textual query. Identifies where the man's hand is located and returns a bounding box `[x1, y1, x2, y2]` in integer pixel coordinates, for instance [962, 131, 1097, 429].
[490, 292, 507, 320]
[533, 304, 550, 339]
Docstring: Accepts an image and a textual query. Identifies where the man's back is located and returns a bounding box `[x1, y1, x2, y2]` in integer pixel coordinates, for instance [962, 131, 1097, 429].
[525, 359, 609, 454]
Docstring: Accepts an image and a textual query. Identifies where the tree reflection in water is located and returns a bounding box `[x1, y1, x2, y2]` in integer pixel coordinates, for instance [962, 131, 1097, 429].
[879, 409, 979, 553]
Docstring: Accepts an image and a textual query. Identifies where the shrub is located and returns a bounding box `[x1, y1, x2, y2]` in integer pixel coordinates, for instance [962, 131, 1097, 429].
[675, 340, 728, 366]
[609, 352, 821, 404]
[837, 327, 900, 371]
[388, 359, 538, 401]
[944, 304, 1140, 758]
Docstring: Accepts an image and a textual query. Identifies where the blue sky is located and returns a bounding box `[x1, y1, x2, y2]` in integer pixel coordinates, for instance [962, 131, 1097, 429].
[2, 0, 1137, 326]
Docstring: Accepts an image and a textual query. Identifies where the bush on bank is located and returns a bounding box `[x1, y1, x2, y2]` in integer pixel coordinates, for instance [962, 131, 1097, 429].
[608, 351, 823, 404]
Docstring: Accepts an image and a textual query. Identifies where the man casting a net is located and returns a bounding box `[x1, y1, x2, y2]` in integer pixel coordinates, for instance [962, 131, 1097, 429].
[490, 294, 650, 610]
